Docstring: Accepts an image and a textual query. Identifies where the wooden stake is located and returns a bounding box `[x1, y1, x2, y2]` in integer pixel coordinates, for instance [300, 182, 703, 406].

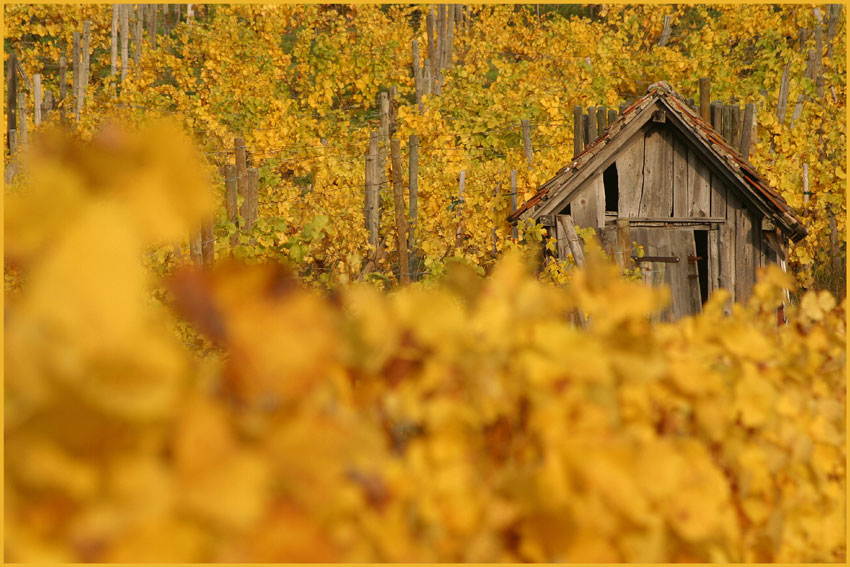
[390, 139, 410, 285]
[710, 101, 722, 131]
[242, 168, 259, 232]
[456, 169, 466, 247]
[521, 119, 533, 168]
[438, 5, 447, 70]
[72, 32, 80, 119]
[7, 50, 17, 153]
[776, 60, 791, 123]
[134, 7, 143, 64]
[120, 5, 129, 81]
[586, 106, 597, 142]
[59, 56, 66, 123]
[189, 229, 202, 268]
[223, 164, 238, 246]
[77, 21, 90, 119]
[422, 57, 432, 97]
[657, 14, 672, 46]
[412, 40, 423, 114]
[560, 214, 585, 267]
[510, 169, 518, 240]
[200, 216, 214, 267]
[234, 137, 248, 229]
[802, 163, 810, 204]
[699, 77, 710, 122]
[16, 92, 27, 146]
[739, 103, 755, 160]
[573, 105, 583, 157]
[790, 94, 805, 128]
[408, 134, 419, 277]
[729, 104, 741, 149]
[365, 131, 380, 250]
[33, 74, 42, 126]
[597, 105, 607, 133]
[608, 108, 617, 126]
[446, 4, 455, 69]
[616, 218, 631, 268]
[426, 8, 437, 93]
[111, 5, 119, 76]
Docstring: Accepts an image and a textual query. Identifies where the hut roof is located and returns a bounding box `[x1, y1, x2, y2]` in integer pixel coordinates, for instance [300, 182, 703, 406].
[509, 81, 807, 242]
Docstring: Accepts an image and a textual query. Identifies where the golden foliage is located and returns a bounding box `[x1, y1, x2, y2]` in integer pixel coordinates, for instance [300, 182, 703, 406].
[4, 125, 845, 563]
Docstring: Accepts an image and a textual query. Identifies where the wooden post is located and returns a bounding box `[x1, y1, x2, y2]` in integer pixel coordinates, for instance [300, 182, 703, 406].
[805, 49, 817, 80]
[426, 8, 437, 94]
[59, 56, 66, 123]
[390, 139, 410, 285]
[33, 74, 43, 127]
[151, 4, 159, 49]
[242, 168, 259, 231]
[72, 32, 80, 117]
[492, 183, 500, 258]
[111, 5, 119, 76]
[438, 5, 447, 70]
[802, 163, 810, 204]
[15, 93, 27, 146]
[790, 94, 805, 128]
[573, 105, 583, 157]
[597, 105, 607, 133]
[813, 8, 823, 75]
[41, 89, 53, 122]
[710, 101, 722, 131]
[699, 77, 710, 122]
[739, 103, 755, 160]
[234, 137, 248, 229]
[559, 214, 585, 267]
[120, 5, 129, 82]
[586, 106, 597, 142]
[445, 4, 455, 69]
[521, 119, 533, 168]
[134, 7, 143, 65]
[388, 85, 397, 137]
[200, 217, 214, 267]
[456, 169, 466, 247]
[657, 14, 672, 46]
[827, 208, 842, 281]
[720, 104, 732, 142]
[616, 218, 631, 268]
[581, 113, 590, 147]
[412, 40, 423, 114]
[7, 51, 17, 152]
[776, 60, 791, 123]
[510, 169, 518, 240]
[189, 228, 202, 268]
[816, 75, 825, 99]
[223, 164, 238, 246]
[77, 21, 91, 119]
[365, 131, 380, 250]
[729, 104, 741, 149]
[608, 108, 617, 126]
[379, 92, 389, 192]
[826, 4, 842, 60]
[408, 134, 419, 278]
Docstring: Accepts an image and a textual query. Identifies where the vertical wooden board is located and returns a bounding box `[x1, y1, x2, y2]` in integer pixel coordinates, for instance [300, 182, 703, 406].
[710, 173, 727, 218]
[687, 148, 711, 217]
[638, 126, 673, 217]
[555, 214, 570, 260]
[724, 192, 740, 303]
[600, 226, 618, 261]
[648, 230, 674, 321]
[672, 134, 688, 216]
[629, 228, 652, 287]
[708, 228, 720, 296]
[617, 132, 645, 216]
[676, 230, 702, 316]
[571, 173, 604, 229]
[734, 202, 755, 303]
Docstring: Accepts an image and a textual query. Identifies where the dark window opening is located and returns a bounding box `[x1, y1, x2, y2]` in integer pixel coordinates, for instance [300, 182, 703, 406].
[603, 162, 618, 213]
[694, 230, 710, 305]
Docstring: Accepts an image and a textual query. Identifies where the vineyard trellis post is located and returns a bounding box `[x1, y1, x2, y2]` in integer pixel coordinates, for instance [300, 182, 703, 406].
[510, 169, 518, 240]
[223, 164, 238, 246]
[573, 105, 582, 156]
[521, 119, 533, 168]
[408, 134, 419, 279]
[33, 74, 43, 126]
[390, 139, 410, 285]
[7, 51, 17, 152]
[16, 92, 27, 146]
[456, 170, 466, 247]
[699, 77, 710, 122]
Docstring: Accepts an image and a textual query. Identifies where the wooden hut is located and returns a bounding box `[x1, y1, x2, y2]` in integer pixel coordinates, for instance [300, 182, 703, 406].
[509, 81, 806, 319]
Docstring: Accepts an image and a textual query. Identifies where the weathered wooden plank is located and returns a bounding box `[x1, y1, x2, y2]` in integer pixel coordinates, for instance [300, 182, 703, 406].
[639, 126, 673, 217]
[699, 78, 711, 122]
[571, 173, 604, 229]
[557, 214, 585, 267]
[616, 218, 632, 268]
[672, 134, 688, 216]
[708, 228, 720, 296]
[617, 133, 645, 216]
[734, 201, 755, 303]
[723, 192, 739, 303]
[710, 173, 727, 219]
[573, 105, 583, 157]
[678, 230, 702, 316]
[686, 147, 711, 217]
[600, 225, 618, 263]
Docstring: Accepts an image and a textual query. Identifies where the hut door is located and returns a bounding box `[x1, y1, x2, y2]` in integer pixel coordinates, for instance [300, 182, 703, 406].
[630, 228, 702, 320]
